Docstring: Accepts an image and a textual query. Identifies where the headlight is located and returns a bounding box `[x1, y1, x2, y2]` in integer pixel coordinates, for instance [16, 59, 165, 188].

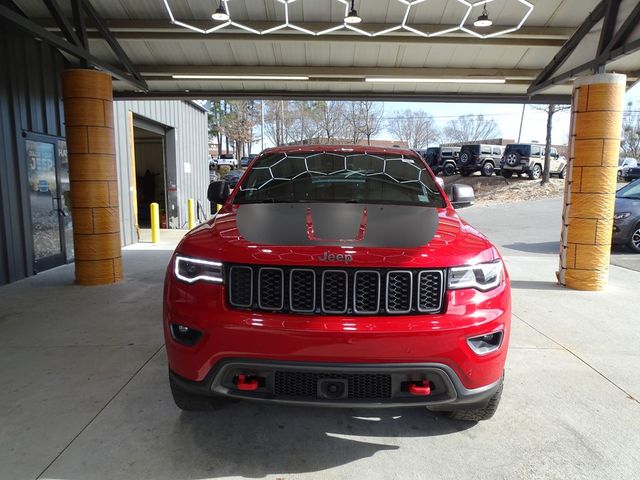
[174, 255, 224, 284]
[448, 261, 503, 291]
[613, 212, 631, 220]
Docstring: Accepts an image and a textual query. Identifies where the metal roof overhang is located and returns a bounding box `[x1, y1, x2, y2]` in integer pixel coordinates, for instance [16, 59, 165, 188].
[5, 0, 640, 104]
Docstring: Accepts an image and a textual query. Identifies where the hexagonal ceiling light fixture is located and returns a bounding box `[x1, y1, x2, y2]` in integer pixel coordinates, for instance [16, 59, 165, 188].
[162, 0, 260, 34]
[163, 0, 533, 39]
[373, 0, 472, 38]
[460, 0, 534, 39]
[261, 0, 316, 36]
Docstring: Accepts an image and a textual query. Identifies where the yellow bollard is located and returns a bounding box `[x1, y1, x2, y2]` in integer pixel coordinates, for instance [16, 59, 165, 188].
[150, 202, 160, 244]
[188, 198, 195, 229]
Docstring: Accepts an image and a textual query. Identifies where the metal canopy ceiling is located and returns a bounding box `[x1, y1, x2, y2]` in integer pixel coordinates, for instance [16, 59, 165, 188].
[6, 0, 640, 103]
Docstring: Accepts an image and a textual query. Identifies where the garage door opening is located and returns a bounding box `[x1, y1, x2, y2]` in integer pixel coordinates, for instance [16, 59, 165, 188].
[134, 126, 167, 229]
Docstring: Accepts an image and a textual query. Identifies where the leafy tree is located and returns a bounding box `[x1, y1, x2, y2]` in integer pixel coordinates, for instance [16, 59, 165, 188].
[387, 110, 440, 149]
[444, 114, 500, 143]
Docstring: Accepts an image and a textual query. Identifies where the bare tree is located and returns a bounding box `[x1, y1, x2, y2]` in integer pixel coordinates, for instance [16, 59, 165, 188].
[220, 100, 257, 156]
[356, 101, 385, 145]
[316, 101, 346, 143]
[345, 102, 363, 144]
[288, 101, 320, 144]
[532, 104, 571, 185]
[621, 101, 640, 159]
[444, 114, 500, 143]
[387, 110, 440, 149]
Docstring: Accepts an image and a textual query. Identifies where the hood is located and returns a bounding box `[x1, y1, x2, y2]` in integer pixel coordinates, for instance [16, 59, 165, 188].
[615, 195, 640, 212]
[177, 203, 496, 268]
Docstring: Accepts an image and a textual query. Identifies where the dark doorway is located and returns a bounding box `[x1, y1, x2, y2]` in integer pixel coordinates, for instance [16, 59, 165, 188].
[134, 127, 167, 229]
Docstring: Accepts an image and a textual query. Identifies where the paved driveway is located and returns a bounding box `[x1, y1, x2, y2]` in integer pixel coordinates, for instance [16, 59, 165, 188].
[0, 204, 638, 480]
[462, 197, 640, 273]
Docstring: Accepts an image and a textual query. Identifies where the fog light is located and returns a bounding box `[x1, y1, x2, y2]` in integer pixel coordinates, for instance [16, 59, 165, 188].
[170, 323, 203, 346]
[467, 331, 503, 355]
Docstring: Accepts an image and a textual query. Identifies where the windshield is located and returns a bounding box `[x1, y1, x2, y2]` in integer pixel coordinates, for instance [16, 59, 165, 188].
[617, 180, 640, 199]
[233, 151, 445, 207]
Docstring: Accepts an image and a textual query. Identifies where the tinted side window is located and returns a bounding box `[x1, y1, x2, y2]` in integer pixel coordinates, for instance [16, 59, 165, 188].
[492, 146, 502, 155]
[530, 145, 541, 156]
[481, 145, 492, 154]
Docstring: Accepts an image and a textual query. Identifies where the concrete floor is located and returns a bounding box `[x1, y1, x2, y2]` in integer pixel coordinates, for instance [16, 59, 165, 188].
[1, 202, 639, 480]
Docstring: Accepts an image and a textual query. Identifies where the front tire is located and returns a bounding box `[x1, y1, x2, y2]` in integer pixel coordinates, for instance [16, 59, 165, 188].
[445, 380, 503, 422]
[558, 166, 566, 179]
[629, 224, 640, 253]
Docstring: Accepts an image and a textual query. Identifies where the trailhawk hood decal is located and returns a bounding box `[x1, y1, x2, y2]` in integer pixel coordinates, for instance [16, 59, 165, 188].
[235, 203, 439, 248]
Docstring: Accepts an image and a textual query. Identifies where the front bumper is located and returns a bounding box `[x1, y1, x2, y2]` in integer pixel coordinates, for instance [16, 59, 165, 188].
[612, 216, 637, 244]
[169, 359, 503, 408]
[164, 272, 511, 396]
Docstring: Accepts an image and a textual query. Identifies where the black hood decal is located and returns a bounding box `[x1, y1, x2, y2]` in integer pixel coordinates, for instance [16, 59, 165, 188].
[235, 203, 439, 248]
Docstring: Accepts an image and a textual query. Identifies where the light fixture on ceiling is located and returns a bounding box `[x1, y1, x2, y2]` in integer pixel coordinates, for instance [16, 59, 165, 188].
[172, 74, 309, 81]
[344, 0, 362, 24]
[365, 77, 506, 84]
[473, 4, 493, 28]
[211, 1, 230, 22]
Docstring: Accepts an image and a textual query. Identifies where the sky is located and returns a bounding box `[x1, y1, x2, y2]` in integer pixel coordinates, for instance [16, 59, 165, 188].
[377, 82, 640, 147]
[254, 83, 639, 150]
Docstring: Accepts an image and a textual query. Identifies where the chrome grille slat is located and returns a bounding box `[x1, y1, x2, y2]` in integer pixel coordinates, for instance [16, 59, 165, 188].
[386, 271, 413, 314]
[353, 270, 380, 314]
[321, 270, 348, 314]
[290, 269, 316, 313]
[228, 265, 443, 315]
[229, 266, 253, 308]
[417, 270, 444, 313]
[258, 267, 284, 310]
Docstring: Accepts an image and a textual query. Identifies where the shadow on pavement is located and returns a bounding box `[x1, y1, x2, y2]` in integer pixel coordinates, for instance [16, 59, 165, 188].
[166, 403, 474, 478]
[503, 241, 560, 255]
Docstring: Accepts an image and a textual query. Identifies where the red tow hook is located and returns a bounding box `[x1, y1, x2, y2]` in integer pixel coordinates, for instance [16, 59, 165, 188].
[235, 374, 260, 391]
[408, 380, 431, 396]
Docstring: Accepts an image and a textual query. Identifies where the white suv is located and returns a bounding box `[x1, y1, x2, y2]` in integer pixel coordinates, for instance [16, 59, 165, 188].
[215, 154, 238, 168]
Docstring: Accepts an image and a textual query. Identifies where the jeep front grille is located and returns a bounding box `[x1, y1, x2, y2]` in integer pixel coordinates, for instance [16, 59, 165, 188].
[227, 265, 444, 315]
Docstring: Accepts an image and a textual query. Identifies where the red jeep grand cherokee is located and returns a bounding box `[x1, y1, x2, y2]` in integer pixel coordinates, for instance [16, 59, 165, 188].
[164, 145, 510, 421]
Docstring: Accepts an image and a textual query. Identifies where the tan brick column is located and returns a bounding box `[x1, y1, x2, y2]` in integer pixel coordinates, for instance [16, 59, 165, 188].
[558, 73, 626, 291]
[62, 69, 123, 285]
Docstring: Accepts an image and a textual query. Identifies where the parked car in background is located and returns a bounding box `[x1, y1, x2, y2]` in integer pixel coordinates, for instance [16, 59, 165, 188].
[620, 158, 640, 181]
[223, 169, 243, 188]
[500, 143, 566, 180]
[165, 145, 510, 421]
[215, 153, 238, 168]
[613, 179, 640, 252]
[458, 144, 504, 177]
[418, 146, 460, 176]
[624, 165, 640, 182]
[240, 156, 250, 167]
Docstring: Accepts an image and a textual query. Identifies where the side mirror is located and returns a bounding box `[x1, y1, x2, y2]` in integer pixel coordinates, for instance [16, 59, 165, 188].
[207, 181, 230, 205]
[448, 183, 475, 208]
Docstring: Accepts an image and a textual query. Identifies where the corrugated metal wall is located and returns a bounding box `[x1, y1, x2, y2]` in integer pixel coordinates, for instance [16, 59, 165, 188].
[0, 19, 66, 285]
[112, 100, 209, 245]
